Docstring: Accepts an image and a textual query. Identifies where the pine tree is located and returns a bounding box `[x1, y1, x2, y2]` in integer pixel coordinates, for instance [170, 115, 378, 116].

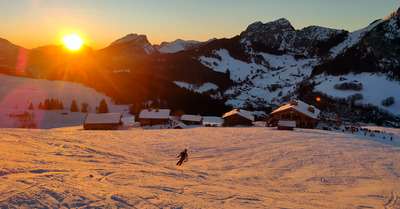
[98, 99, 109, 113]
[70, 99, 79, 112]
[39, 102, 43, 109]
[81, 102, 89, 113]
[43, 99, 50, 110]
[50, 98, 55, 110]
[28, 102, 34, 110]
[59, 102, 64, 110]
[55, 99, 60, 110]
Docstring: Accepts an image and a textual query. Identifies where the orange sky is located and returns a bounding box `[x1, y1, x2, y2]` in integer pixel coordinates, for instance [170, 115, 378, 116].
[0, 0, 398, 49]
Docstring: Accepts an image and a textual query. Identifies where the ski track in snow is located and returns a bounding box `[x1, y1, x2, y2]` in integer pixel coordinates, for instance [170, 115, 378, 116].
[1, 126, 399, 208]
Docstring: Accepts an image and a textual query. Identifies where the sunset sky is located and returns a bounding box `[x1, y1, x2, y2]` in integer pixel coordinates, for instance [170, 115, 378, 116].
[0, 0, 398, 49]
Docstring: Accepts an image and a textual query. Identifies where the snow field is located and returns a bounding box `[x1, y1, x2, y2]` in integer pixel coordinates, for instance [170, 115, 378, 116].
[0, 126, 399, 208]
[314, 73, 400, 115]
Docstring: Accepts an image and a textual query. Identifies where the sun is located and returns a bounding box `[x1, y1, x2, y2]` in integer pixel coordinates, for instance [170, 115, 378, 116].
[62, 34, 84, 51]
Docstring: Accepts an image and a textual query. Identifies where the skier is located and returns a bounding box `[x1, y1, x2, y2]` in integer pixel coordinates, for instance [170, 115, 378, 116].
[176, 149, 188, 166]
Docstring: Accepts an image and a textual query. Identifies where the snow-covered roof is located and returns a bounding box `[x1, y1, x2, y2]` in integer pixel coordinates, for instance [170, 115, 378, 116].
[84, 113, 122, 124]
[139, 109, 170, 119]
[222, 109, 254, 121]
[121, 116, 135, 123]
[174, 123, 188, 129]
[180, 114, 202, 122]
[271, 100, 320, 119]
[278, 120, 296, 127]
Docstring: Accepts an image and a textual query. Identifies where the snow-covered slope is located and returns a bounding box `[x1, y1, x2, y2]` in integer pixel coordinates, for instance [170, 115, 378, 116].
[0, 126, 399, 208]
[174, 81, 218, 93]
[155, 38, 215, 54]
[0, 74, 130, 128]
[198, 48, 317, 107]
[313, 72, 400, 115]
[328, 20, 384, 58]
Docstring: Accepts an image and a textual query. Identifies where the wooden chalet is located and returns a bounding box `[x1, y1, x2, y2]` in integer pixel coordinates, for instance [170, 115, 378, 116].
[139, 109, 170, 126]
[222, 109, 254, 126]
[83, 113, 122, 130]
[270, 100, 320, 129]
[180, 114, 203, 125]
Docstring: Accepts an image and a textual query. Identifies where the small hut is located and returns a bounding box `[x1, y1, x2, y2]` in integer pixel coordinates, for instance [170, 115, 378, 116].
[277, 120, 296, 130]
[83, 113, 122, 130]
[139, 109, 170, 126]
[180, 114, 203, 125]
[270, 100, 320, 129]
[222, 109, 254, 126]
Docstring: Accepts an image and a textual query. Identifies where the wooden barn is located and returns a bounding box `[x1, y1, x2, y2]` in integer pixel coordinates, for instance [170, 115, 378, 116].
[139, 109, 170, 126]
[270, 100, 320, 129]
[180, 114, 203, 125]
[222, 109, 254, 126]
[83, 113, 122, 130]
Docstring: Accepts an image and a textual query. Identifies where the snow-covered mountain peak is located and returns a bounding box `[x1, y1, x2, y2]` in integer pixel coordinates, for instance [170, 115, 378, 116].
[299, 26, 346, 41]
[245, 21, 263, 32]
[244, 18, 294, 35]
[272, 18, 292, 27]
[155, 38, 214, 54]
[110, 33, 146, 46]
[109, 33, 156, 55]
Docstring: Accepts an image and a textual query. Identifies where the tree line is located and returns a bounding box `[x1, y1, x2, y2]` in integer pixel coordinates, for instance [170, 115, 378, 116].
[28, 98, 109, 113]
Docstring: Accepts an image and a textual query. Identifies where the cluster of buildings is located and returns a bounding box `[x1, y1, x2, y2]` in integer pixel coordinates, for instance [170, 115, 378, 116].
[82, 100, 320, 130]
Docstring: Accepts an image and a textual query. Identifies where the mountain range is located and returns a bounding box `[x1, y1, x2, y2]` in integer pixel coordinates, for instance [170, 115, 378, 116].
[0, 7, 399, 125]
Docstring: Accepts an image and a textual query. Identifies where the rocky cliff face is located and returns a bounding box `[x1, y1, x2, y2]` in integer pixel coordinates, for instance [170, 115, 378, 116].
[239, 18, 348, 57]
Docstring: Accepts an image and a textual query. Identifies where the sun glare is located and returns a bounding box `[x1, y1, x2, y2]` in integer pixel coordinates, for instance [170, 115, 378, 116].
[62, 34, 84, 51]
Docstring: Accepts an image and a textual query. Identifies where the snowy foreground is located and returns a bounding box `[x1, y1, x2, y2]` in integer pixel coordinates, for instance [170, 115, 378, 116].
[1, 126, 400, 208]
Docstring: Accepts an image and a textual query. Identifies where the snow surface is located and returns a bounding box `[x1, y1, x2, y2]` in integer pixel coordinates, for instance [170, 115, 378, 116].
[0, 74, 130, 129]
[139, 109, 170, 119]
[313, 73, 400, 115]
[180, 114, 202, 122]
[202, 116, 223, 125]
[173, 81, 218, 93]
[157, 38, 216, 54]
[157, 39, 201, 54]
[0, 126, 399, 208]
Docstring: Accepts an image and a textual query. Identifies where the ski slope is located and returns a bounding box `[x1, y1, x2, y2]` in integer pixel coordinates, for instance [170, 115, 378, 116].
[0, 126, 399, 208]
